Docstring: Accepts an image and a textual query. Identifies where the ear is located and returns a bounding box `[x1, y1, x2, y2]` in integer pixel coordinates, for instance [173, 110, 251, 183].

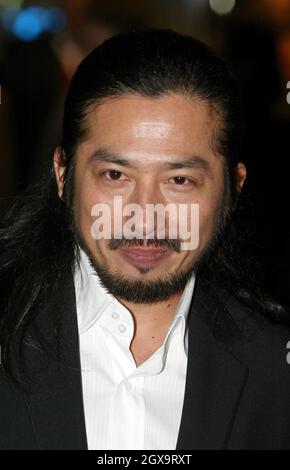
[236, 162, 247, 193]
[53, 146, 66, 199]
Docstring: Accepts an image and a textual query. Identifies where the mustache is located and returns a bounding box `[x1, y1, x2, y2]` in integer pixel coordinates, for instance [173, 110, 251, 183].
[108, 236, 181, 252]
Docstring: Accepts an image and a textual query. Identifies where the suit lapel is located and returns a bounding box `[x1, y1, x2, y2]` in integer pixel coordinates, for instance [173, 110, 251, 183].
[176, 277, 249, 450]
[23, 273, 88, 450]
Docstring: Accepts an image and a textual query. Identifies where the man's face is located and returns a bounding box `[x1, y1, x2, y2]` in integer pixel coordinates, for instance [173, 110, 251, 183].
[55, 93, 246, 303]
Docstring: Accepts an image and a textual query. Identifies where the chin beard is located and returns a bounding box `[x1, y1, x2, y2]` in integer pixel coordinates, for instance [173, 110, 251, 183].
[73, 218, 230, 305]
[86, 253, 196, 303]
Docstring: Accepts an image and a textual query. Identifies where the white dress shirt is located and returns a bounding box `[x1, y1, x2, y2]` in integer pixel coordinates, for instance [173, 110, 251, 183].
[74, 248, 196, 450]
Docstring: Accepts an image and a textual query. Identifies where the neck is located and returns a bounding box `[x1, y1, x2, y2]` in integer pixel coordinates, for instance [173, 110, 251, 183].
[118, 291, 183, 328]
[116, 291, 183, 366]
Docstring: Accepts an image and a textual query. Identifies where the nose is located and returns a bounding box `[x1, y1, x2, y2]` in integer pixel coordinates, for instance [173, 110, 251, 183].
[124, 182, 174, 240]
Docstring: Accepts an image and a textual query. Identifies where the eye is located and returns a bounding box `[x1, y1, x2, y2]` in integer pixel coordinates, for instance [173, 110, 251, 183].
[169, 176, 194, 185]
[102, 170, 128, 181]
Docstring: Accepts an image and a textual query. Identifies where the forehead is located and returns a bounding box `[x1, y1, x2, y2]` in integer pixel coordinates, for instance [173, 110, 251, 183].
[79, 93, 222, 164]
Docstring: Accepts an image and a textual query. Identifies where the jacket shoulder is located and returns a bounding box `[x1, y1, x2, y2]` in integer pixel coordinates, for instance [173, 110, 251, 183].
[217, 287, 290, 374]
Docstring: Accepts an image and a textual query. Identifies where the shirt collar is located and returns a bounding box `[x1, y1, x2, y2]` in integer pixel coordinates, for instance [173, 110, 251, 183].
[74, 248, 117, 334]
[75, 247, 196, 339]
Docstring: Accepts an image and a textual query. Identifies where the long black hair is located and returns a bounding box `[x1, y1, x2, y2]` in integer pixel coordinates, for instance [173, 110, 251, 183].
[0, 29, 289, 387]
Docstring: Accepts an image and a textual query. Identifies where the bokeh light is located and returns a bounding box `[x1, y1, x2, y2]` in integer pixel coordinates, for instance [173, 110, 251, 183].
[209, 0, 236, 15]
[1, 5, 67, 41]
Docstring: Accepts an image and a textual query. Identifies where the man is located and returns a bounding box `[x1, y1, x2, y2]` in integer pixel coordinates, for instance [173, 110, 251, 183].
[0, 29, 290, 450]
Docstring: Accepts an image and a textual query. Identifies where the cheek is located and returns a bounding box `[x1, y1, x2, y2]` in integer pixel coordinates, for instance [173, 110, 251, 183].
[74, 188, 94, 229]
[74, 176, 118, 249]
[195, 193, 223, 248]
[74, 175, 102, 238]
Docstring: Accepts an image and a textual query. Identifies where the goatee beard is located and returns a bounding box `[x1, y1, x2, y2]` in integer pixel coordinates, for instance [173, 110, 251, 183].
[74, 225, 195, 303]
[73, 220, 229, 305]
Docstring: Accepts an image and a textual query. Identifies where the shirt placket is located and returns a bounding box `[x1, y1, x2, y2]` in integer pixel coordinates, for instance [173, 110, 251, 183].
[100, 303, 146, 449]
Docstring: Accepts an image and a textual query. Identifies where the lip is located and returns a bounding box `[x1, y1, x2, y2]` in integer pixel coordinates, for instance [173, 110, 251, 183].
[119, 247, 171, 268]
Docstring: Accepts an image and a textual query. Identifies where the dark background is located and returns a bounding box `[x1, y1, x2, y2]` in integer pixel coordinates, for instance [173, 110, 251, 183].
[0, 0, 289, 307]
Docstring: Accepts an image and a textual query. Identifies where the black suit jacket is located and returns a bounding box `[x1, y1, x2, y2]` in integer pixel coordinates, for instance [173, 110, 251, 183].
[1, 273, 290, 450]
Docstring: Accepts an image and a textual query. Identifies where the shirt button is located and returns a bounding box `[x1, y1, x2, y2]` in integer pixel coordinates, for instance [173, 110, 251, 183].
[112, 312, 119, 320]
[118, 324, 127, 333]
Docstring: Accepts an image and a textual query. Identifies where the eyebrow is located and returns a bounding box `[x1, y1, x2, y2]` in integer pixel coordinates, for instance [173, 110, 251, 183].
[89, 148, 211, 173]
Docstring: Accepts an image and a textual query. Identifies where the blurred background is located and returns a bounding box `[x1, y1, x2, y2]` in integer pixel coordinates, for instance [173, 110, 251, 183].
[0, 0, 289, 306]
